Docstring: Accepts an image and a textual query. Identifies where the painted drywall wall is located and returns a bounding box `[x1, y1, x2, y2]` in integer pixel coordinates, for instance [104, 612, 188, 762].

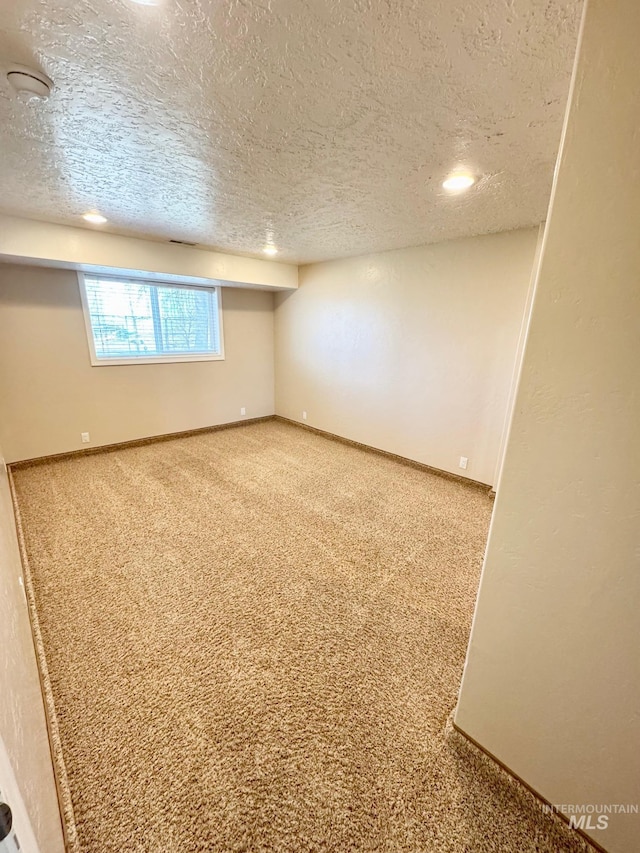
[455, 2, 640, 852]
[0, 439, 64, 852]
[0, 216, 298, 292]
[491, 223, 544, 488]
[274, 228, 538, 486]
[0, 735, 42, 853]
[0, 265, 275, 462]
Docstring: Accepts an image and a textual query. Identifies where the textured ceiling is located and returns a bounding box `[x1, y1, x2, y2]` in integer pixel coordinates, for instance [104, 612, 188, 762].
[0, 0, 582, 263]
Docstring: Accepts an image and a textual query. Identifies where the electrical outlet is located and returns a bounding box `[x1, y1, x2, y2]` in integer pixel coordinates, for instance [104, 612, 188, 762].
[302, 411, 307, 420]
[459, 456, 468, 470]
[81, 432, 90, 443]
[240, 407, 246, 416]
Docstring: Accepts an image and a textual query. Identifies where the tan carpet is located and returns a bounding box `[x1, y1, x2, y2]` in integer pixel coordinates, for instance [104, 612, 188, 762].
[12, 420, 593, 853]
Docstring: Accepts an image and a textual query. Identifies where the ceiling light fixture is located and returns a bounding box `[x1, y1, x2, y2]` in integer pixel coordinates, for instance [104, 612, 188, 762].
[82, 212, 107, 225]
[7, 64, 53, 103]
[263, 245, 278, 256]
[442, 173, 476, 192]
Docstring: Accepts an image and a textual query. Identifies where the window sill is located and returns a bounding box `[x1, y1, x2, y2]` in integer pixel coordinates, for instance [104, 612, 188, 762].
[90, 354, 225, 366]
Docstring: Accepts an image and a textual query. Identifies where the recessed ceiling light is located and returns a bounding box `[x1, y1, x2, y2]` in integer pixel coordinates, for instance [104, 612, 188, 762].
[263, 245, 278, 256]
[442, 173, 476, 192]
[82, 212, 107, 225]
[129, 0, 161, 5]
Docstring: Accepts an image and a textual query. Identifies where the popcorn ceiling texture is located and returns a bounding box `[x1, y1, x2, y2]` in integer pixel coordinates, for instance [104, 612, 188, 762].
[0, 0, 582, 262]
[11, 420, 595, 852]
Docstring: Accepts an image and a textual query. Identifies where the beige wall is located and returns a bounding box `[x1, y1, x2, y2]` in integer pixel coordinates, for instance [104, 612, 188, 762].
[0, 214, 298, 291]
[0, 439, 64, 852]
[455, 2, 640, 851]
[0, 265, 275, 462]
[274, 228, 538, 486]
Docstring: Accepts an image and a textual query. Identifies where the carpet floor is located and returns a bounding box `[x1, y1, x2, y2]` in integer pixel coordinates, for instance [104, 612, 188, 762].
[11, 419, 593, 853]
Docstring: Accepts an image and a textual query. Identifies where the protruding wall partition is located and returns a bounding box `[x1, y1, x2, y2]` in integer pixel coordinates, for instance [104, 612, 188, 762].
[456, 1, 640, 851]
[0, 442, 64, 853]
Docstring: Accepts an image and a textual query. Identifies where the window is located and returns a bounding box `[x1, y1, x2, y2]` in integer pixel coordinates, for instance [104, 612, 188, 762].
[79, 274, 223, 365]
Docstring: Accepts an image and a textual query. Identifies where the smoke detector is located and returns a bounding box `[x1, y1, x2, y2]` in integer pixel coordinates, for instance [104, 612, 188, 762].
[7, 65, 53, 103]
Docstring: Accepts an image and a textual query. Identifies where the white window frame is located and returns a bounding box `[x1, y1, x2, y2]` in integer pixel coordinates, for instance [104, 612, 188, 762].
[78, 272, 225, 366]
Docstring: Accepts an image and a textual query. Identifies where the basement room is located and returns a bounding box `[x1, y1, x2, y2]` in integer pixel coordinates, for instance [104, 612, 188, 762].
[0, 1, 637, 852]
